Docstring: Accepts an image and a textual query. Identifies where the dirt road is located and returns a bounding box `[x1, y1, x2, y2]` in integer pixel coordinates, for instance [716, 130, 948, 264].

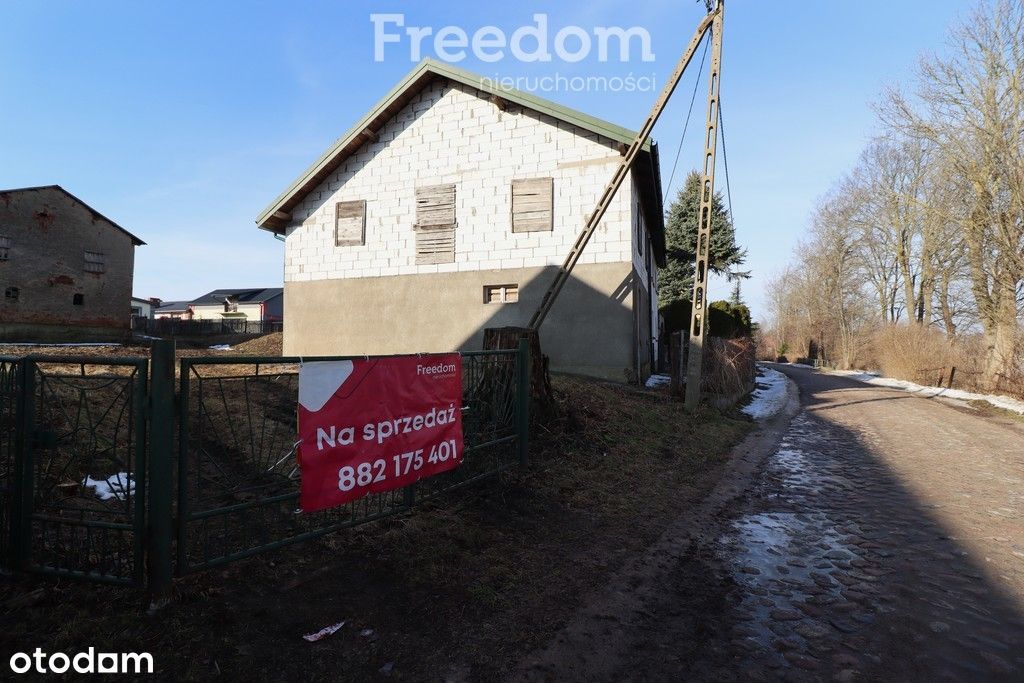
[519, 365, 1024, 681]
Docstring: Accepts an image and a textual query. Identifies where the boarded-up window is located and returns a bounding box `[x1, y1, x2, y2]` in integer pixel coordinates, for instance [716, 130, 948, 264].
[335, 200, 366, 246]
[84, 251, 105, 274]
[0, 236, 9, 261]
[484, 284, 519, 304]
[415, 184, 456, 265]
[511, 177, 553, 233]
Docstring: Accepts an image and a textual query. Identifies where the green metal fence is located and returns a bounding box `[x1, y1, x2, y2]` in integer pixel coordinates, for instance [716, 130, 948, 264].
[0, 341, 529, 593]
[0, 357, 20, 574]
[174, 346, 528, 574]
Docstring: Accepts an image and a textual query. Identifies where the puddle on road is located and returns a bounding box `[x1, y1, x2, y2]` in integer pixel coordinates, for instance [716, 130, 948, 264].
[714, 415, 874, 662]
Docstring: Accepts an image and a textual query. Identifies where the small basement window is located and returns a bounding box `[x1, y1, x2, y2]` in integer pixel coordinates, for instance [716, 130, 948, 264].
[511, 177, 553, 233]
[84, 251, 105, 274]
[335, 200, 367, 246]
[73, 293, 84, 306]
[5, 287, 19, 301]
[484, 284, 519, 304]
[0, 236, 10, 261]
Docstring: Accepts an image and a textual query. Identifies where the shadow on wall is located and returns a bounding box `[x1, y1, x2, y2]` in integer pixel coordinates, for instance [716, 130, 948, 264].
[283, 264, 641, 382]
[455, 266, 641, 383]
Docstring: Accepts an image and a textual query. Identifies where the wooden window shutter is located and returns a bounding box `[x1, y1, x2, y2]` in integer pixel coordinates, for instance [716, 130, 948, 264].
[83, 250, 106, 274]
[335, 200, 366, 246]
[511, 177, 553, 233]
[415, 184, 457, 230]
[415, 184, 456, 264]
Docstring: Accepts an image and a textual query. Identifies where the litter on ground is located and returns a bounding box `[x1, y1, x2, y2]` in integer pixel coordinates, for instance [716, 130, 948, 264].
[303, 621, 346, 642]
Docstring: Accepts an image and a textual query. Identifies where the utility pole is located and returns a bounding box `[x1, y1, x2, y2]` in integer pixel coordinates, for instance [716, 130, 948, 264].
[526, 8, 718, 331]
[684, 0, 725, 410]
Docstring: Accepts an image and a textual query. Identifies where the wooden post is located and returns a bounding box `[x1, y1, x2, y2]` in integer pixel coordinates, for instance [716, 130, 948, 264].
[669, 332, 685, 397]
[947, 366, 957, 389]
[482, 327, 554, 410]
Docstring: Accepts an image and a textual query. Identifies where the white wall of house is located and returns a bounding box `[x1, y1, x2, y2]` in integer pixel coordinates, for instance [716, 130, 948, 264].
[190, 303, 264, 321]
[283, 80, 640, 281]
[130, 299, 153, 319]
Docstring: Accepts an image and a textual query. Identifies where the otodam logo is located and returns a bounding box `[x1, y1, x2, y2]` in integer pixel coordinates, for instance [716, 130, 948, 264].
[9, 648, 154, 675]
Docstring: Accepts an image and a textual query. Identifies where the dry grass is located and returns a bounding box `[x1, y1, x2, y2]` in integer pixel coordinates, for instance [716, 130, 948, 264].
[702, 337, 757, 399]
[868, 325, 959, 385]
[866, 325, 1024, 399]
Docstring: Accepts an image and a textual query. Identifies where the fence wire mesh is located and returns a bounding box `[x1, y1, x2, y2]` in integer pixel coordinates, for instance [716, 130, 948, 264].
[176, 350, 524, 573]
[19, 357, 147, 584]
[0, 357, 19, 573]
[0, 345, 526, 587]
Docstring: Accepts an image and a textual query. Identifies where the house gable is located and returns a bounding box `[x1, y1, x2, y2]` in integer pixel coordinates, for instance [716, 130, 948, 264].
[258, 60, 664, 265]
[282, 78, 667, 284]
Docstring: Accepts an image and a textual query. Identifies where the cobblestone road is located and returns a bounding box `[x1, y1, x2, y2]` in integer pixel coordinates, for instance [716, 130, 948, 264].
[620, 365, 1024, 681]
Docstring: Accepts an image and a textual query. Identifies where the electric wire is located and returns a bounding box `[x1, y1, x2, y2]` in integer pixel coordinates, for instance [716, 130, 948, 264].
[717, 95, 735, 227]
[663, 37, 710, 204]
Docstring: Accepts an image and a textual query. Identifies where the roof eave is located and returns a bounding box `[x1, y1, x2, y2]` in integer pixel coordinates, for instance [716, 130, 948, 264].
[0, 185, 147, 246]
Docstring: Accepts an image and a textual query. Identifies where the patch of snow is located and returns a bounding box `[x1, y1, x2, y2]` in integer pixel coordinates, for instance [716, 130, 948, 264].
[82, 472, 134, 501]
[743, 366, 790, 420]
[831, 369, 1024, 416]
[208, 344, 233, 351]
[645, 374, 671, 389]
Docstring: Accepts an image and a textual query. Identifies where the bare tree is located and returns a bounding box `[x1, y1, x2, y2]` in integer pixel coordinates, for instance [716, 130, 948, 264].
[884, 0, 1024, 389]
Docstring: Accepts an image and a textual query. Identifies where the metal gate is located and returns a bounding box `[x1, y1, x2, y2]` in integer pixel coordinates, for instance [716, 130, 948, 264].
[0, 342, 528, 592]
[6, 356, 148, 585]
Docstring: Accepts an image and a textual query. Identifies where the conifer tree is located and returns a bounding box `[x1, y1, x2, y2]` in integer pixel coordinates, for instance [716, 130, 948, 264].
[659, 171, 748, 309]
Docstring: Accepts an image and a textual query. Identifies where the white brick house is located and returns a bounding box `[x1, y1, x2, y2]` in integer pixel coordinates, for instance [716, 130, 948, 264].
[257, 59, 665, 382]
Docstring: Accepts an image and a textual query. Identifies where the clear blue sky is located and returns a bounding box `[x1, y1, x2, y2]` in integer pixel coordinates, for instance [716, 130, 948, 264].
[0, 0, 970, 319]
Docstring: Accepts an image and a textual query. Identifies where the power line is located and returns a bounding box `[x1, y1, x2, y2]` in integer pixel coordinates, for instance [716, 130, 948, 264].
[718, 94, 734, 228]
[663, 37, 710, 204]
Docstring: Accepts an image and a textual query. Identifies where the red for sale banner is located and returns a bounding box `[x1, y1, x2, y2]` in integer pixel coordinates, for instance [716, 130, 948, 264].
[297, 354, 463, 513]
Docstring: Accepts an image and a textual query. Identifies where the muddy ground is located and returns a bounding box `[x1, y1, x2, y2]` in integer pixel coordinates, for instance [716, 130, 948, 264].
[0, 374, 750, 680]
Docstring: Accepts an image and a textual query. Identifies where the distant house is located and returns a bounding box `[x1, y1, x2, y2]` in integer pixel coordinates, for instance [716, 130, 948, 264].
[256, 59, 664, 382]
[0, 185, 145, 342]
[188, 288, 283, 323]
[131, 296, 160, 319]
[154, 301, 192, 320]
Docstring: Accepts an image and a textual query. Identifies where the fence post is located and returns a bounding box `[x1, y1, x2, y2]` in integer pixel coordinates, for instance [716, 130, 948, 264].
[148, 340, 175, 604]
[11, 360, 35, 571]
[516, 337, 530, 467]
[947, 366, 957, 389]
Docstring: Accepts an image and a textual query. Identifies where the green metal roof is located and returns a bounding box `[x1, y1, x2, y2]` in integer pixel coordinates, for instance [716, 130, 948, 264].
[255, 58, 665, 263]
